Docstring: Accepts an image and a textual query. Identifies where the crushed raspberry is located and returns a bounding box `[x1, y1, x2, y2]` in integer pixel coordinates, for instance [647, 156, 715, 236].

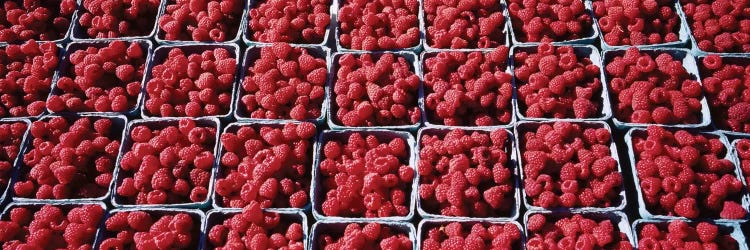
[519, 121, 623, 209]
[680, 0, 750, 53]
[635, 220, 740, 250]
[592, 0, 681, 46]
[332, 53, 421, 127]
[76, 0, 160, 38]
[206, 204, 305, 249]
[0, 0, 76, 43]
[423, 47, 513, 126]
[0, 204, 103, 249]
[238, 43, 327, 120]
[315, 222, 413, 250]
[698, 55, 750, 133]
[158, 0, 243, 42]
[0, 40, 58, 117]
[115, 118, 217, 205]
[423, 0, 506, 49]
[508, 0, 594, 42]
[47, 40, 147, 113]
[337, 0, 420, 50]
[631, 126, 748, 220]
[0, 121, 27, 195]
[98, 210, 200, 249]
[418, 128, 516, 217]
[143, 46, 236, 117]
[514, 44, 604, 119]
[421, 221, 522, 250]
[526, 213, 633, 250]
[215, 122, 314, 208]
[735, 139, 750, 185]
[248, 0, 331, 44]
[317, 131, 414, 218]
[606, 47, 706, 125]
[13, 116, 122, 199]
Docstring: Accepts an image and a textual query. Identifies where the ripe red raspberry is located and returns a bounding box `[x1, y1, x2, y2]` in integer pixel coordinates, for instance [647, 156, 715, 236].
[337, 0, 419, 50]
[315, 222, 413, 250]
[0, 121, 27, 191]
[0, 204, 103, 249]
[77, 0, 160, 38]
[248, 0, 330, 44]
[207, 205, 305, 249]
[636, 220, 741, 250]
[508, 0, 594, 42]
[424, 0, 506, 48]
[159, 0, 242, 42]
[423, 48, 513, 126]
[422, 221, 522, 249]
[528, 213, 632, 249]
[0, 40, 58, 117]
[698, 55, 750, 133]
[681, 0, 750, 53]
[0, 0, 76, 43]
[593, 0, 680, 46]
[99, 210, 200, 249]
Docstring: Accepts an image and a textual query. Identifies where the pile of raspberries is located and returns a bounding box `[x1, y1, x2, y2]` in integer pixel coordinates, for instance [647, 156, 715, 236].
[76, 0, 160, 38]
[735, 139, 750, 185]
[699, 55, 750, 133]
[418, 128, 516, 217]
[680, 0, 750, 53]
[636, 220, 740, 249]
[144, 47, 236, 117]
[14, 116, 122, 199]
[592, 0, 681, 46]
[423, 0, 506, 49]
[239, 43, 327, 120]
[526, 213, 633, 249]
[0, 40, 59, 117]
[514, 44, 604, 119]
[0, 121, 26, 193]
[315, 222, 413, 250]
[332, 53, 421, 127]
[116, 118, 216, 205]
[508, 0, 594, 42]
[0, 0, 76, 42]
[318, 131, 414, 218]
[520, 122, 623, 209]
[248, 0, 330, 44]
[423, 47, 513, 126]
[47, 41, 146, 113]
[214, 122, 315, 208]
[631, 126, 747, 219]
[99, 210, 199, 249]
[337, 0, 420, 50]
[421, 221, 522, 249]
[207, 203, 305, 249]
[0, 204, 103, 249]
[158, 0, 243, 42]
[606, 47, 706, 125]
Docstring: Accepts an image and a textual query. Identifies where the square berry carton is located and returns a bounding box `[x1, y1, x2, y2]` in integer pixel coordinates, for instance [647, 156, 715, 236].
[140, 43, 241, 120]
[93, 207, 206, 249]
[334, 0, 423, 52]
[311, 129, 417, 221]
[632, 218, 748, 250]
[309, 219, 417, 250]
[243, 0, 333, 47]
[203, 208, 308, 249]
[510, 44, 612, 121]
[327, 51, 423, 131]
[590, 0, 690, 51]
[419, 0, 510, 51]
[69, 0, 162, 41]
[111, 117, 221, 209]
[0, 0, 79, 46]
[11, 114, 127, 203]
[417, 218, 525, 250]
[507, 0, 598, 45]
[211, 120, 316, 210]
[154, 0, 248, 45]
[415, 127, 521, 220]
[0, 118, 31, 205]
[46, 39, 153, 117]
[233, 43, 331, 125]
[602, 48, 712, 129]
[0, 42, 65, 119]
[625, 127, 750, 222]
[694, 54, 750, 137]
[419, 48, 517, 128]
[676, 2, 750, 57]
[523, 210, 636, 249]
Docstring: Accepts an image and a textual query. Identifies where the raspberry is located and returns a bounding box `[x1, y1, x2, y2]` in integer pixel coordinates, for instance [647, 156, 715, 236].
[0, 204, 102, 248]
[159, 0, 241, 42]
[338, 0, 418, 50]
[0, 1, 75, 43]
[78, 0, 159, 38]
[248, 0, 330, 44]
[593, 0, 680, 46]
[317, 222, 413, 250]
[0, 40, 58, 117]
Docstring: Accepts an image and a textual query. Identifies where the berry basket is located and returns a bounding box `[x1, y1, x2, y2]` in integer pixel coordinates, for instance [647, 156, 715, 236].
[625, 127, 750, 222]
[730, 139, 750, 195]
[211, 120, 316, 210]
[416, 218, 525, 250]
[510, 44, 612, 122]
[311, 129, 417, 221]
[243, 0, 333, 47]
[514, 120, 628, 212]
[676, 2, 750, 57]
[590, 0, 690, 51]
[140, 43, 241, 120]
[111, 117, 221, 209]
[419, 0, 510, 51]
[233, 43, 331, 125]
[602, 47, 712, 129]
[334, 0, 423, 53]
[507, 0, 598, 46]
[0, 0, 79, 46]
[631, 218, 749, 250]
[11, 114, 127, 203]
[154, 0, 248, 45]
[693, 54, 750, 137]
[309, 219, 417, 250]
[0, 118, 31, 206]
[93, 207, 206, 250]
[69, 1, 162, 41]
[327, 51, 423, 131]
[202, 208, 309, 249]
[523, 210, 636, 248]
[46, 39, 153, 117]
[0, 42, 65, 119]
[415, 127, 521, 220]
